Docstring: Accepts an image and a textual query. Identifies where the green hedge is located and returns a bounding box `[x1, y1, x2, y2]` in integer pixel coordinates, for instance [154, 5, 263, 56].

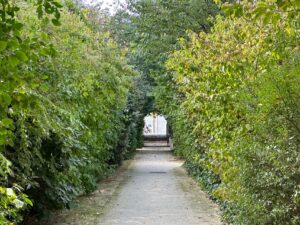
[165, 1, 300, 224]
[0, 1, 139, 223]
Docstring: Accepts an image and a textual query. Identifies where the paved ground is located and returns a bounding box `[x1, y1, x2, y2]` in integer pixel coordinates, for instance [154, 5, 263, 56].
[41, 141, 223, 225]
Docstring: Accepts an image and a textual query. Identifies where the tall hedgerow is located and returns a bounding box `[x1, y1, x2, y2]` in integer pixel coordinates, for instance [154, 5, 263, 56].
[0, 0, 135, 223]
[166, 0, 300, 224]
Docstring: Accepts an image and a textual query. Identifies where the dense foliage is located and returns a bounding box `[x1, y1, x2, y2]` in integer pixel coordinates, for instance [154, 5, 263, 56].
[166, 0, 300, 224]
[0, 0, 140, 224]
[109, 0, 218, 117]
[1, 0, 300, 224]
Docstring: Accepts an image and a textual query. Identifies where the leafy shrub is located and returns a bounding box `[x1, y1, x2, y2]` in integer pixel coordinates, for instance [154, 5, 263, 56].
[0, 0, 138, 223]
[165, 0, 300, 224]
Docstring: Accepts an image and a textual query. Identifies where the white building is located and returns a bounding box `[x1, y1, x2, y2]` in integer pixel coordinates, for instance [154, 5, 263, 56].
[144, 113, 167, 136]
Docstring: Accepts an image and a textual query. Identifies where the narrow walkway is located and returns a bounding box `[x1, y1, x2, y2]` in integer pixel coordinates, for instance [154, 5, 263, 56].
[42, 141, 223, 225]
[99, 141, 222, 225]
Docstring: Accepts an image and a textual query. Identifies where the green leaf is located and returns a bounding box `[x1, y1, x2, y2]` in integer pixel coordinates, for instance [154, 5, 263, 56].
[41, 32, 48, 41]
[14, 22, 23, 31]
[263, 12, 273, 26]
[8, 56, 20, 67]
[15, 51, 28, 62]
[24, 197, 33, 206]
[8, 39, 20, 50]
[0, 136, 6, 146]
[0, 41, 7, 52]
[52, 19, 61, 26]
[2, 118, 13, 128]
[294, 0, 300, 7]
[1, 93, 12, 105]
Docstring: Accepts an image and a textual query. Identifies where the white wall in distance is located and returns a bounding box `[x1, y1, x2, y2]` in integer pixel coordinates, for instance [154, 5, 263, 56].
[144, 115, 167, 135]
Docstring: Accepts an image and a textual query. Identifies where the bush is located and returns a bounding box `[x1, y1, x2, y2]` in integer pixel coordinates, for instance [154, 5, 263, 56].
[165, 1, 300, 224]
[0, 1, 136, 223]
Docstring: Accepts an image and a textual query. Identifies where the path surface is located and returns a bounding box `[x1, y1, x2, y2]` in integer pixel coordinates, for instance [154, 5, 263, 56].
[42, 141, 223, 225]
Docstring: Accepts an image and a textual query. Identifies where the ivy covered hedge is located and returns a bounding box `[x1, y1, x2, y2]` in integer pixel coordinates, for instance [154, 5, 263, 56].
[0, 1, 141, 224]
[165, 1, 300, 224]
